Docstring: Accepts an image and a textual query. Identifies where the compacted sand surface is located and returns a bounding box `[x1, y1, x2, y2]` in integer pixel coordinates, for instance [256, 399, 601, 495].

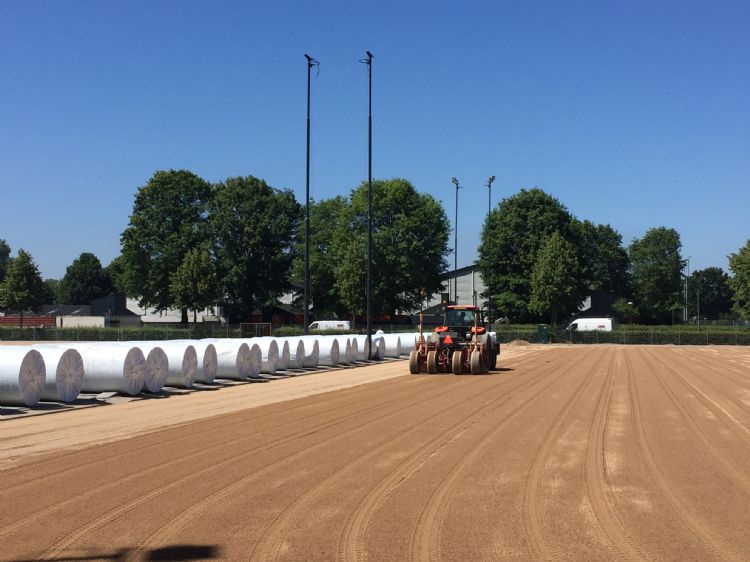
[2, 344, 750, 561]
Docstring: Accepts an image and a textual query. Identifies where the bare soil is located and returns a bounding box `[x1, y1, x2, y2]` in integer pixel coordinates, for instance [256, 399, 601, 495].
[2, 344, 750, 561]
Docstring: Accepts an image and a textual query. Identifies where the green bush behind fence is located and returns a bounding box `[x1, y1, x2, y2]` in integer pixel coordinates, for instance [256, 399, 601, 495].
[493, 324, 750, 345]
[3, 324, 749, 346]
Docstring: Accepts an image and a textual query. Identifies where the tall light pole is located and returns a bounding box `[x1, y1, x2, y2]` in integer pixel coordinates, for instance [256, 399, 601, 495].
[684, 256, 691, 323]
[486, 175, 495, 323]
[451, 177, 461, 303]
[360, 51, 374, 357]
[303, 54, 319, 336]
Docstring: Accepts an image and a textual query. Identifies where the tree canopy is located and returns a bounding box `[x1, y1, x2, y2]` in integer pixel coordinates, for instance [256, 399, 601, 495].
[478, 188, 578, 322]
[331, 178, 450, 317]
[292, 196, 349, 319]
[628, 227, 684, 323]
[0, 249, 47, 324]
[209, 176, 301, 321]
[729, 240, 750, 319]
[571, 220, 631, 296]
[58, 252, 113, 304]
[529, 232, 583, 325]
[0, 239, 10, 284]
[687, 267, 733, 320]
[120, 170, 212, 321]
[170, 244, 219, 322]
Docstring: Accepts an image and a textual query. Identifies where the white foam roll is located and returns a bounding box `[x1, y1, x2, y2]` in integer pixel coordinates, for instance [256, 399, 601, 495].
[284, 338, 305, 369]
[203, 339, 255, 380]
[191, 341, 218, 383]
[0, 347, 46, 406]
[156, 342, 197, 388]
[296, 336, 320, 367]
[166, 340, 217, 384]
[245, 343, 262, 378]
[349, 338, 359, 362]
[30, 345, 84, 402]
[353, 335, 386, 360]
[127, 343, 169, 392]
[250, 338, 279, 374]
[378, 334, 402, 358]
[73, 343, 146, 396]
[317, 337, 339, 366]
[278, 340, 290, 370]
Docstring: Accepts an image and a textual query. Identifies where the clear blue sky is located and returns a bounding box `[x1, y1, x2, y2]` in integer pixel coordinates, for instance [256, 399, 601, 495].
[1, 0, 748, 279]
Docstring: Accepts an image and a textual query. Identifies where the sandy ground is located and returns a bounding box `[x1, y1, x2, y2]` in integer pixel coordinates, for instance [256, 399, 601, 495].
[2, 344, 750, 561]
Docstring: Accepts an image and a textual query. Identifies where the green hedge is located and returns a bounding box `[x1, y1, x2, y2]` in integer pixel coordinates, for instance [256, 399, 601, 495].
[492, 324, 750, 345]
[0, 325, 241, 342]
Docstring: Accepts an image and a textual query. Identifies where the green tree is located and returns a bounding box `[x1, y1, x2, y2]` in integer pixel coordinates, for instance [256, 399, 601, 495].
[478, 188, 575, 322]
[571, 220, 631, 297]
[728, 240, 750, 319]
[58, 252, 113, 304]
[0, 249, 47, 327]
[120, 170, 211, 322]
[687, 267, 734, 320]
[529, 232, 583, 324]
[0, 239, 10, 284]
[170, 245, 220, 322]
[332, 178, 450, 318]
[629, 227, 684, 324]
[43, 278, 62, 304]
[104, 255, 127, 294]
[292, 196, 349, 318]
[612, 297, 639, 324]
[209, 176, 301, 322]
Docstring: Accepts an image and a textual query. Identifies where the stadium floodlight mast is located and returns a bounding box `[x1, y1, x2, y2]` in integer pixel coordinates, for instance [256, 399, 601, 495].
[360, 51, 374, 358]
[451, 177, 461, 303]
[304, 54, 319, 336]
[486, 175, 495, 322]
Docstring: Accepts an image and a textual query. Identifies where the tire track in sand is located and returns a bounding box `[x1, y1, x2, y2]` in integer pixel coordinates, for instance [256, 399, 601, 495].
[519, 346, 607, 561]
[627, 348, 743, 561]
[131, 377, 494, 562]
[404, 348, 590, 562]
[36, 379, 457, 561]
[0, 378, 418, 545]
[582, 347, 647, 561]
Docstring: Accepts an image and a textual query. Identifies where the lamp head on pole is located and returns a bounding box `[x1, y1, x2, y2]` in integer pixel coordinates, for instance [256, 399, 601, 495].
[488, 175, 495, 187]
[451, 177, 460, 188]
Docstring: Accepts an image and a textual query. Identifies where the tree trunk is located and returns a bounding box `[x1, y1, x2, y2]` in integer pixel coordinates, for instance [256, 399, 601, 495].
[193, 309, 197, 323]
[19, 310, 23, 330]
[181, 307, 188, 324]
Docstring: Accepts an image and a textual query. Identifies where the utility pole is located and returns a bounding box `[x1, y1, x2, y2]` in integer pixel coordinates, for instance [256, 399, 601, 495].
[451, 177, 461, 303]
[486, 175, 495, 323]
[360, 51, 374, 358]
[303, 54, 319, 335]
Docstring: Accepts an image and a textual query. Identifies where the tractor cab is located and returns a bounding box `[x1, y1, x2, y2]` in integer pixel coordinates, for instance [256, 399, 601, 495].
[435, 305, 486, 343]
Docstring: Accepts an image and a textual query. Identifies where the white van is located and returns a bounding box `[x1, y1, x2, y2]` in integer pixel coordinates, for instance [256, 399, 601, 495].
[309, 320, 351, 331]
[567, 317, 617, 332]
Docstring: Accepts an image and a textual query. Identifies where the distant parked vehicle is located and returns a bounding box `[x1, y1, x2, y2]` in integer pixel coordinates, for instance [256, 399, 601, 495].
[309, 320, 351, 331]
[567, 317, 618, 332]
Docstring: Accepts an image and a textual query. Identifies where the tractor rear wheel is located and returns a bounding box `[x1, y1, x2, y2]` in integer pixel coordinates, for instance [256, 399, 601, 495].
[470, 350, 482, 374]
[409, 350, 420, 374]
[427, 350, 438, 374]
[488, 348, 497, 370]
[451, 351, 463, 374]
[481, 349, 489, 373]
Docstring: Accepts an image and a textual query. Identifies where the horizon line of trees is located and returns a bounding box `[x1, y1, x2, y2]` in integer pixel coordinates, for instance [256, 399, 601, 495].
[3, 171, 750, 325]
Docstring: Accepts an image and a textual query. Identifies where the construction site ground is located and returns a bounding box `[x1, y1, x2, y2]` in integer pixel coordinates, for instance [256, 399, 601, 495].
[2, 344, 750, 561]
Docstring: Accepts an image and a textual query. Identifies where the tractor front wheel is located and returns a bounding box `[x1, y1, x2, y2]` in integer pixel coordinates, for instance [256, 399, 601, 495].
[409, 350, 420, 374]
[470, 350, 482, 374]
[427, 350, 438, 374]
[451, 351, 463, 375]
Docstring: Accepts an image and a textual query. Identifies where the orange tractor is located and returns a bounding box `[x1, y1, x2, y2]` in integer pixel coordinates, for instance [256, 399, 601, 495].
[409, 305, 499, 375]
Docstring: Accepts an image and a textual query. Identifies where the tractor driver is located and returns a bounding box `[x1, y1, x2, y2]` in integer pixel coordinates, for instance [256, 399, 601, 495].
[458, 311, 468, 325]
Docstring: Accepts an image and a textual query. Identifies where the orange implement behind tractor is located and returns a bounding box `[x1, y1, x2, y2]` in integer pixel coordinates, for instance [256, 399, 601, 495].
[409, 305, 500, 375]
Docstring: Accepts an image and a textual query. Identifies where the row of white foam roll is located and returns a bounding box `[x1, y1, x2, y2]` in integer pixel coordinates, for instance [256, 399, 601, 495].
[0, 333, 408, 408]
